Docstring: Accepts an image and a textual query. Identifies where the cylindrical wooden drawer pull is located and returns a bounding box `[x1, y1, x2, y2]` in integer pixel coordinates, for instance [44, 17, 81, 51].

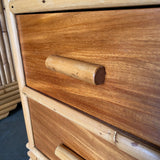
[55, 144, 84, 160]
[45, 55, 106, 85]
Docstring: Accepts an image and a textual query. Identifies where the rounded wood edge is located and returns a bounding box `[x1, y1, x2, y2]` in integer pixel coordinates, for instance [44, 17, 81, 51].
[55, 144, 84, 160]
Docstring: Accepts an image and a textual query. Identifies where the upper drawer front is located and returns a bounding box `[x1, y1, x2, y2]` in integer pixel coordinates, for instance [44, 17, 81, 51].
[28, 98, 136, 160]
[17, 8, 160, 146]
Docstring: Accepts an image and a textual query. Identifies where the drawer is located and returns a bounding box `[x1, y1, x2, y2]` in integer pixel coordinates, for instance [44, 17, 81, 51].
[17, 8, 160, 146]
[28, 98, 136, 160]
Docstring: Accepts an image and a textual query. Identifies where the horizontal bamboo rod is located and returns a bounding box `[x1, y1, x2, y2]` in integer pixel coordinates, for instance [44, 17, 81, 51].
[23, 86, 160, 160]
[45, 55, 105, 85]
[26, 143, 49, 160]
[0, 84, 19, 95]
[55, 144, 84, 160]
[9, 0, 160, 14]
[0, 112, 9, 120]
[0, 89, 19, 100]
[0, 105, 17, 115]
[0, 98, 20, 110]
[0, 94, 20, 105]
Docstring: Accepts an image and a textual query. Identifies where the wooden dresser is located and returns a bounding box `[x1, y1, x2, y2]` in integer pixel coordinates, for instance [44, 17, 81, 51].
[3, 0, 160, 159]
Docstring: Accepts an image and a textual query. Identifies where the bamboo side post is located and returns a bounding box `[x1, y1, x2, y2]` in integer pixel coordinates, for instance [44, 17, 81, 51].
[0, 26, 11, 83]
[0, 52, 6, 85]
[23, 87, 160, 160]
[3, 0, 34, 147]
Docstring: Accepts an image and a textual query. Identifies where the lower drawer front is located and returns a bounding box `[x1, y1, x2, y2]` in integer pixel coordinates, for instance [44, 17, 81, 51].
[28, 99, 135, 160]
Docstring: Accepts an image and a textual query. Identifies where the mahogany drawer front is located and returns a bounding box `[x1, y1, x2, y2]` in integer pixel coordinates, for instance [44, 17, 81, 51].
[28, 98, 136, 160]
[17, 8, 160, 146]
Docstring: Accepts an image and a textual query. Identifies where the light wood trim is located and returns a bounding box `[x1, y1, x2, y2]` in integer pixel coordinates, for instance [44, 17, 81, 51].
[9, 0, 160, 14]
[23, 86, 160, 160]
[3, 0, 34, 147]
[27, 151, 37, 160]
[55, 144, 84, 160]
[45, 55, 105, 85]
[26, 143, 49, 160]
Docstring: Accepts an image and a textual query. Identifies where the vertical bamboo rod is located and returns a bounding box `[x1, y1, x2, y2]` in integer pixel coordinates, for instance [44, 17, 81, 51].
[3, 0, 34, 147]
[0, 51, 6, 85]
[3, 32, 16, 82]
[0, 0, 6, 32]
[0, 26, 11, 83]
[0, 0, 16, 82]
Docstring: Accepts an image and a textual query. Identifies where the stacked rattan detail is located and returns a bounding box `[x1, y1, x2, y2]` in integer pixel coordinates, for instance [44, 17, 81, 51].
[0, 0, 20, 120]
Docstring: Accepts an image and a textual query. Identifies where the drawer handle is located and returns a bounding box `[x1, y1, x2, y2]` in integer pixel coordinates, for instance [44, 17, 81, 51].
[45, 55, 106, 85]
[55, 144, 84, 160]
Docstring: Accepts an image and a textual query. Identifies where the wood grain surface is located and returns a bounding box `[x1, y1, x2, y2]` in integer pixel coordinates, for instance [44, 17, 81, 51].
[17, 8, 160, 146]
[28, 99, 136, 160]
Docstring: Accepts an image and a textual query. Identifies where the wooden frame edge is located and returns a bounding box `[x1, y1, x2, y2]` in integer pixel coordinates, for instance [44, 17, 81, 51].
[2, 0, 34, 147]
[9, 0, 160, 14]
[23, 86, 160, 160]
[26, 143, 49, 160]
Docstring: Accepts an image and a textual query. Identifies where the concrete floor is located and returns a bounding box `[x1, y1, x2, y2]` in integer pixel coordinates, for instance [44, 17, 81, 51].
[0, 103, 29, 160]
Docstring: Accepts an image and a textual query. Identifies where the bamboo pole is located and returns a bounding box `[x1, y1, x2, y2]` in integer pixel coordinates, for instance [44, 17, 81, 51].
[0, 112, 9, 120]
[0, 93, 20, 105]
[0, 26, 11, 83]
[0, 105, 17, 115]
[3, 32, 16, 82]
[0, 0, 6, 32]
[23, 87, 160, 160]
[0, 98, 20, 110]
[0, 52, 6, 85]
[0, 0, 16, 82]
[3, 0, 34, 147]
[0, 89, 19, 100]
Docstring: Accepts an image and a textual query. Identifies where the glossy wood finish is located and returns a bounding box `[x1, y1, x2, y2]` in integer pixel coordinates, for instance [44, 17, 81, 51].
[17, 8, 160, 146]
[28, 99, 136, 160]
